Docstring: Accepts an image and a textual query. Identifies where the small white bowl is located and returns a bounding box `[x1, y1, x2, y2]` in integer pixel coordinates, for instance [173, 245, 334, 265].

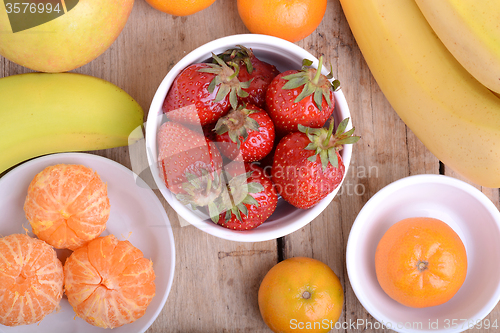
[145, 34, 353, 242]
[346, 174, 500, 333]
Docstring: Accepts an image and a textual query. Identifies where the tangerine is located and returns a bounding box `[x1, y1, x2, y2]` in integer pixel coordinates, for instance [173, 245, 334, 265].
[63, 234, 156, 328]
[375, 217, 467, 308]
[145, 0, 216, 16]
[258, 257, 343, 333]
[0, 234, 64, 326]
[24, 164, 110, 251]
[237, 0, 327, 43]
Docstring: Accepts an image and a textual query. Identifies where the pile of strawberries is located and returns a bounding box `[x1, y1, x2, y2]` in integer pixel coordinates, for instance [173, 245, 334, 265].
[157, 46, 359, 231]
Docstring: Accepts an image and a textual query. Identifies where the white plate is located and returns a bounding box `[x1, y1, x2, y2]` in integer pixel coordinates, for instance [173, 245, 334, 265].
[0, 153, 175, 333]
[346, 174, 500, 333]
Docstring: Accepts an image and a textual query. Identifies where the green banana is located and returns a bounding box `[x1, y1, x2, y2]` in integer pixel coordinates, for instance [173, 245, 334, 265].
[414, 0, 500, 94]
[339, 0, 500, 187]
[0, 73, 143, 174]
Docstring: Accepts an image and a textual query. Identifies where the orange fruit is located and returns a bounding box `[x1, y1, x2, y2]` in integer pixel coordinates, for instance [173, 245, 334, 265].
[0, 234, 64, 326]
[258, 257, 343, 333]
[24, 164, 110, 251]
[375, 217, 468, 308]
[145, 0, 216, 16]
[237, 0, 327, 43]
[63, 234, 156, 328]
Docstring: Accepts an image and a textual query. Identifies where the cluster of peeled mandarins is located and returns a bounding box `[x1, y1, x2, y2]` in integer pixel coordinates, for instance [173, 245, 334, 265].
[0, 164, 156, 328]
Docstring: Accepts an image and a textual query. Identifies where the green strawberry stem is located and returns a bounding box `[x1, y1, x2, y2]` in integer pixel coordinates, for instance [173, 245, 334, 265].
[322, 119, 335, 147]
[218, 45, 254, 74]
[214, 105, 260, 149]
[176, 167, 265, 224]
[312, 56, 324, 85]
[282, 56, 339, 111]
[300, 117, 360, 171]
[198, 53, 251, 110]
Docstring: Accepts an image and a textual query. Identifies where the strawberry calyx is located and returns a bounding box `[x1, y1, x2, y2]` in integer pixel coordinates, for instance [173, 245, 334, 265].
[282, 56, 341, 111]
[175, 169, 226, 220]
[218, 170, 264, 223]
[198, 53, 251, 110]
[213, 105, 260, 149]
[218, 45, 255, 74]
[299, 117, 360, 171]
[176, 167, 264, 224]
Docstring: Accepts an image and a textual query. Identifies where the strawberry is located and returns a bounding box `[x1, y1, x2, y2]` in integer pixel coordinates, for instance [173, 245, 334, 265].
[162, 53, 251, 126]
[219, 45, 280, 108]
[271, 118, 359, 209]
[157, 121, 223, 194]
[175, 169, 227, 219]
[214, 163, 278, 230]
[214, 104, 275, 162]
[265, 56, 341, 136]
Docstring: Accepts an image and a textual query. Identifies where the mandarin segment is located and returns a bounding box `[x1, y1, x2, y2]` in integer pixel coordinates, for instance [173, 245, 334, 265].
[375, 217, 468, 308]
[24, 164, 110, 250]
[0, 234, 64, 326]
[64, 235, 156, 329]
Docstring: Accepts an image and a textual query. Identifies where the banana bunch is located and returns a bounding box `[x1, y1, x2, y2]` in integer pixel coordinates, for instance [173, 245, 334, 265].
[339, 0, 500, 188]
[0, 73, 144, 174]
[415, 0, 500, 95]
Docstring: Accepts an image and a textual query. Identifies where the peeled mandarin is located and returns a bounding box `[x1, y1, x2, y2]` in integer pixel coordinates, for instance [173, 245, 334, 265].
[24, 164, 110, 250]
[63, 235, 156, 328]
[0, 234, 64, 326]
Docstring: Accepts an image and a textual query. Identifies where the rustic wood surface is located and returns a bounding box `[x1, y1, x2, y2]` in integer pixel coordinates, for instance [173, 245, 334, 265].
[1, 0, 499, 332]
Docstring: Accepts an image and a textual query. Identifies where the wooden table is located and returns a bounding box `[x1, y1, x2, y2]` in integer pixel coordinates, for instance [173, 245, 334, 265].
[1, 0, 499, 332]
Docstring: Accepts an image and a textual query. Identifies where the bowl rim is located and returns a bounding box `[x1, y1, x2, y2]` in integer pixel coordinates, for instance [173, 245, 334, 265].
[346, 174, 500, 333]
[145, 33, 353, 242]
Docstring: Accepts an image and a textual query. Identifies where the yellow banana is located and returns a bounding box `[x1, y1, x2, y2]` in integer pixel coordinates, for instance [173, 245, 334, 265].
[339, 0, 500, 187]
[414, 0, 500, 94]
[0, 73, 144, 174]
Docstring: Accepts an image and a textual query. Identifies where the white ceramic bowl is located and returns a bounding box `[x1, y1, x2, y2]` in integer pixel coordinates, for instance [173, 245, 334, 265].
[346, 174, 500, 333]
[145, 34, 353, 242]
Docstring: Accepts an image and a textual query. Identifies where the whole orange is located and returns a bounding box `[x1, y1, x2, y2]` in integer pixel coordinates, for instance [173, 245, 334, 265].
[237, 0, 327, 43]
[258, 257, 343, 333]
[375, 217, 467, 308]
[145, 0, 216, 16]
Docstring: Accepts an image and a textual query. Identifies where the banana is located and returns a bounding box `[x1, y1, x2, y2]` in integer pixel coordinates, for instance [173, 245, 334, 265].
[339, 0, 500, 187]
[414, 0, 500, 94]
[0, 73, 144, 174]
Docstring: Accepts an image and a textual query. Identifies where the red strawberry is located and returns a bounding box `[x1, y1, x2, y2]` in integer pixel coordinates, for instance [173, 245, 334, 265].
[157, 121, 223, 194]
[265, 56, 340, 136]
[175, 169, 227, 218]
[219, 45, 280, 108]
[162, 53, 250, 126]
[202, 123, 217, 142]
[215, 163, 278, 230]
[214, 104, 275, 162]
[272, 118, 359, 209]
